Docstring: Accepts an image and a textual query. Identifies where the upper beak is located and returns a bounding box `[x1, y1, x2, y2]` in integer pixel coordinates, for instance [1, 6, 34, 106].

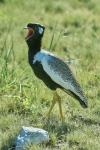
[24, 26, 28, 29]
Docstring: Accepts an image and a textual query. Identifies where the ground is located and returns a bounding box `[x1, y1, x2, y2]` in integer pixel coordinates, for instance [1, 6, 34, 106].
[0, 0, 100, 149]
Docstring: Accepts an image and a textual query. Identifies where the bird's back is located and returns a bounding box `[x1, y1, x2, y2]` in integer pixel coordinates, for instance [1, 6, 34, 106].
[41, 53, 88, 108]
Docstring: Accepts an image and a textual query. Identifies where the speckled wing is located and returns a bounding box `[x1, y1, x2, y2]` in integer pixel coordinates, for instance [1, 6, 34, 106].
[42, 54, 88, 108]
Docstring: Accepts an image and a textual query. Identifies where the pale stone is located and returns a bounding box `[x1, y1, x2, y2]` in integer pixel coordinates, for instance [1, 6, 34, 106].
[15, 126, 49, 150]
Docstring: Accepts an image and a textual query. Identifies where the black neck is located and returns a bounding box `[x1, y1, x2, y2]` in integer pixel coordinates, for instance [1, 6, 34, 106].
[26, 36, 42, 55]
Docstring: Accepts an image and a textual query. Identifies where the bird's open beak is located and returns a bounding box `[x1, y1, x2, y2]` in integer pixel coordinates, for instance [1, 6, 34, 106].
[24, 27, 34, 40]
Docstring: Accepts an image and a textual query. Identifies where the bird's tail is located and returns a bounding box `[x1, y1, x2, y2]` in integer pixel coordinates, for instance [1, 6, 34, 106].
[66, 90, 88, 108]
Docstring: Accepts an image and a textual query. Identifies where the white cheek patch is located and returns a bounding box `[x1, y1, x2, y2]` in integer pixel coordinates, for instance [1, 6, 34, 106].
[38, 27, 43, 34]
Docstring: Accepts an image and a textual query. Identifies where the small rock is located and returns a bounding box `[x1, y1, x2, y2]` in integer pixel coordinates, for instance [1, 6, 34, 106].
[15, 126, 49, 150]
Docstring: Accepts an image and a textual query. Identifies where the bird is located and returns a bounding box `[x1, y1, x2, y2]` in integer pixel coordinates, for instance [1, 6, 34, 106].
[24, 22, 88, 121]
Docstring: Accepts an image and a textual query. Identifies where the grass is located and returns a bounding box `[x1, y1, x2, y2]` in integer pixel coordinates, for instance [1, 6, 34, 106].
[0, 0, 100, 149]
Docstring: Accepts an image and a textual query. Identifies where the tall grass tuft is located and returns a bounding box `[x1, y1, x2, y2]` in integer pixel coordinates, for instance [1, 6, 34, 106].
[1, 38, 15, 82]
[48, 23, 65, 51]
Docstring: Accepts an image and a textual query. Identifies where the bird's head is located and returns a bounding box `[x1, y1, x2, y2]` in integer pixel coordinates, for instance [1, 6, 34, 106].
[24, 23, 45, 41]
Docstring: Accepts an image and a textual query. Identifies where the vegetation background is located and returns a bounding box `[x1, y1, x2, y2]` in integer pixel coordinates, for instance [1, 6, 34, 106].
[0, 0, 100, 149]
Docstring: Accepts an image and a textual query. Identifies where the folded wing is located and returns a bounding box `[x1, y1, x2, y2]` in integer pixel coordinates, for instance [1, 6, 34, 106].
[41, 54, 88, 108]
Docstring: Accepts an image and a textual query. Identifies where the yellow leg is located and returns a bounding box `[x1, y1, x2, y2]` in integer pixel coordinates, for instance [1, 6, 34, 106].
[47, 91, 64, 121]
[55, 92, 64, 121]
[47, 92, 57, 117]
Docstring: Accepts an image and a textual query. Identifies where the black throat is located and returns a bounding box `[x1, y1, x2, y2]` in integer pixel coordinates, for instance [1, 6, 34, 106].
[26, 36, 42, 55]
[26, 36, 42, 65]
